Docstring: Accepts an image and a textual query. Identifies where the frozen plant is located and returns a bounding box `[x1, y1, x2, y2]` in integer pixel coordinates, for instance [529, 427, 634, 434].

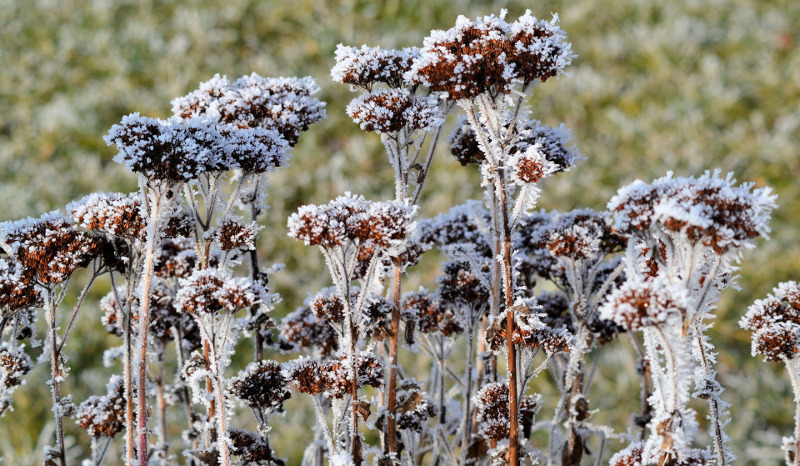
[741, 281, 800, 465]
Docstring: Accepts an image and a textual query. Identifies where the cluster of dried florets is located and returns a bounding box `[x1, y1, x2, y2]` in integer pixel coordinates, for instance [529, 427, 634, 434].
[741, 282, 800, 362]
[742, 282, 800, 464]
[76, 376, 128, 439]
[332, 45, 420, 90]
[346, 88, 442, 134]
[406, 10, 574, 99]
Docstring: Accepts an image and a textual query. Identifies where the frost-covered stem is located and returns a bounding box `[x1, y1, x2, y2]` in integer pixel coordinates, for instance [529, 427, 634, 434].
[693, 331, 728, 466]
[387, 261, 402, 454]
[493, 171, 520, 465]
[57, 267, 98, 353]
[460, 317, 476, 464]
[784, 356, 800, 466]
[138, 187, 165, 466]
[172, 326, 199, 458]
[312, 395, 336, 458]
[411, 121, 446, 207]
[156, 355, 168, 466]
[91, 437, 112, 466]
[111, 271, 136, 466]
[213, 364, 231, 466]
[629, 334, 651, 442]
[45, 290, 67, 466]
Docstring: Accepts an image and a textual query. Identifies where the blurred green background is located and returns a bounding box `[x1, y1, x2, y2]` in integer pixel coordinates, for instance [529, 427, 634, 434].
[1, 0, 799, 463]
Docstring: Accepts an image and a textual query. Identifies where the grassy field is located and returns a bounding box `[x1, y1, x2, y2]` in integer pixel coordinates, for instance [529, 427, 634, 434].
[1, 0, 799, 463]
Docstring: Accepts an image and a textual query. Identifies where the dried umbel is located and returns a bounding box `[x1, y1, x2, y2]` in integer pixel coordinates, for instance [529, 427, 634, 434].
[69, 192, 146, 241]
[449, 117, 485, 166]
[522, 209, 625, 261]
[600, 278, 688, 331]
[287, 193, 414, 251]
[609, 171, 776, 254]
[309, 287, 347, 323]
[0, 344, 32, 416]
[1, 211, 102, 285]
[283, 356, 325, 396]
[172, 73, 326, 147]
[0, 258, 40, 313]
[741, 282, 800, 362]
[332, 45, 420, 90]
[279, 305, 339, 356]
[321, 351, 384, 399]
[154, 238, 200, 279]
[436, 260, 490, 307]
[346, 88, 443, 134]
[176, 268, 266, 315]
[212, 217, 260, 251]
[230, 360, 291, 413]
[393, 382, 437, 432]
[76, 376, 128, 438]
[406, 10, 574, 100]
[401, 290, 463, 337]
[475, 381, 539, 441]
[417, 200, 493, 259]
[105, 114, 222, 183]
[486, 304, 571, 354]
[228, 428, 278, 464]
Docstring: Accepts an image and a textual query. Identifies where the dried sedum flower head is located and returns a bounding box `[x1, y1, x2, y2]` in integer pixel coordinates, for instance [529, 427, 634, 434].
[76, 375, 128, 438]
[407, 12, 513, 100]
[176, 268, 266, 315]
[609, 171, 776, 254]
[486, 303, 572, 354]
[741, 281, 800, 362]
[522, 209, 625, 261]
[68, 192, 146, 241]
[230, 360, 291, 413]
[449, 117, 485, 166]
[228, 428, 277, 464]
[288, 193, 415, 251]
[279, 305, 339, 356]
[402, 290, 463, 337]
[0, 258, 40, 314]
[212, 217, 261, 251]
[321, 351, 384, 399]
[514, 120, 579, 173]
[475, 380, 539, 441]
[346, 88, 443, 134]
[0, 343, 33, 415]
[283, 356, 325, 396]
[407, 10, 574, 100]
[219, 125, 290, 174]
[154, 238, 211, 279]
[172, 73, 326, 147]
[417, 200, 493, 258]
[508, 12, 575, 84]
[394, 381, 438, 432]
[332, 45, 420, 90]
[600, 278, 688, 331]
[437, 260, 490, 307]
[104, 114, 222, 183]
[1, 211, 102, 285]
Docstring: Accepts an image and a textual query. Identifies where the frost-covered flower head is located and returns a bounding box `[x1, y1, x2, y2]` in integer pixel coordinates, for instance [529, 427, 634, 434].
[741, 282, 800, 362]
[69, 192, 146, 241]
[522, 209, 625, 261]
[279, 304, 339, 356]
[283, 356, 325, 396]
[172, 73, 326, 147]
[401, 290, 463, 337]
[104, 114, 222, 183]
[346, 88, 443, 134]
[475, 380, 539, 441]
[600, 278, 688, 331]
[230, 360, 291, 413]
[393, 381, 438, 432]
[609, 171, 776, 254]
[0, 258, 40, 314]
[211, 217, 261, 251]
[176, 268, 266, 315]
[449, 117, 485, 166]
[76, 375, 128, 438]
[486, 300, 571, 354]
[513, 120, 579, 173]
[1, 211, 102, 285]
[0, 343, 32, 408]
[154, 238, 199, 279]
[407, 10, 574, 100]
[287, 193, 415, 252]
[436, 260, 490, 308]
[417, 200, 493, 259]
[332, 45, 420, 90]
[219, 125, 290, 174]
[319, 351, 384, 399]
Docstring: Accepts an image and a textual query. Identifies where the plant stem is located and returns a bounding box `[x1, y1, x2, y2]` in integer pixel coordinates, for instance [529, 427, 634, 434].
[137, 188, 164, 466]
[156, 356, 168, 465]
[45, 291, 66, 466]
[387, 261, 401, 454]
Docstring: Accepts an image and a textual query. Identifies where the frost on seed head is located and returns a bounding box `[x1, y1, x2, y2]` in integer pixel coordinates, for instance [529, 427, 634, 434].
[332, 45, 420, 90]
[741, 281, 800, 362]
[346, 88, 443, 134]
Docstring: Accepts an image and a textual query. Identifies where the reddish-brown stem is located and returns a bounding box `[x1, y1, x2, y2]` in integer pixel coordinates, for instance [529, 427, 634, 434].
[46, 295, 66, 466]
[138, 189, 164, 466]
[494, 173, 519, 465]
[156, 356, 168, 465]
[350, 317, 361, 465]
[386, 262, 401, 454]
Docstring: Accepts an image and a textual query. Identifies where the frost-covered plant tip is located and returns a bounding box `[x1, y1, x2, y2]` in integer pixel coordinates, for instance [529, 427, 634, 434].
[0, 7, 790, 466]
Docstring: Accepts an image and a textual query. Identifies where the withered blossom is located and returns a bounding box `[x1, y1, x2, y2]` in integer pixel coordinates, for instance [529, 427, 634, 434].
[332, 45, 420, 90]
[230, 360, 291, 413]
[279, 305, 339, 356]
[212, 217, 260, 251]
[1, 212, 102, 285]
[76, 376, 129, 438]
[741, 282, 800, 362]
[600, 279, 687, 331]
[475, 381, 539, 441]
[176, 268, 267, 316]
[346, 88, 442, 134]
[0, 343, 32, 415]
[68, 192, 146, 241]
